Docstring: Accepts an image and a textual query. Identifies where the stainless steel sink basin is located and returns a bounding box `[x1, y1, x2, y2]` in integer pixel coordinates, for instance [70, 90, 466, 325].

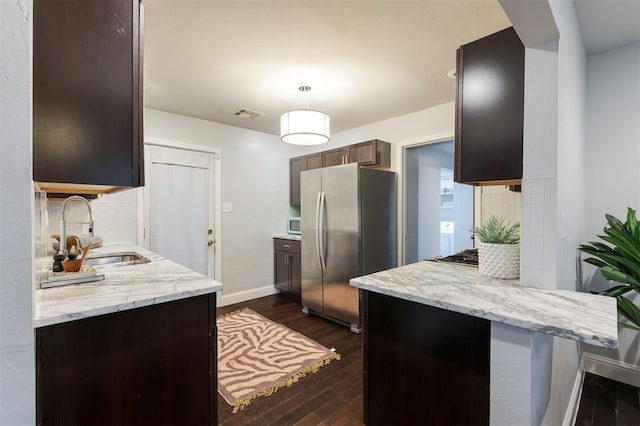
[84, 252, 150, 268]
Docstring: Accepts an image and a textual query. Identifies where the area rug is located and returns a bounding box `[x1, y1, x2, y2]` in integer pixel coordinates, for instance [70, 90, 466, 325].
[217, 308, 340, 413]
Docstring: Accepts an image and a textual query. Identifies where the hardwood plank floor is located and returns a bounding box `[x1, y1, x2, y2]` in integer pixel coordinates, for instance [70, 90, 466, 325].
[216, 294, 363, 426]
[576, 372, 640, 426]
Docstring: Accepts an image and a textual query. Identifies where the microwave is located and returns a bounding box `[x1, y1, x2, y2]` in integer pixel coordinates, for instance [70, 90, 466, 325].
[287, 217, 301, 235]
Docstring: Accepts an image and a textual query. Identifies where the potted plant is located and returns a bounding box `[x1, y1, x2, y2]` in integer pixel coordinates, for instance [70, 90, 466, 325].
[472, 216, 520, 279]
[579, 208, 640, 331]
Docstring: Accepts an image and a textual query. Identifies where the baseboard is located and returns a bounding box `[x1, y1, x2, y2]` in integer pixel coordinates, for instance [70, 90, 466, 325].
[562, 369, 585, 426]
[581, 352, 640, 387]
[217, 285, 280, 307]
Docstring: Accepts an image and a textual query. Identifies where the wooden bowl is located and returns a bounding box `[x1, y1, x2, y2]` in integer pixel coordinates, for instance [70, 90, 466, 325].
[61, 259, 83, 273]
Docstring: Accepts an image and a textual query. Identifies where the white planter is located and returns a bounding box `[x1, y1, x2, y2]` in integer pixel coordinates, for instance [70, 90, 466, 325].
[478, 242, 520, 279]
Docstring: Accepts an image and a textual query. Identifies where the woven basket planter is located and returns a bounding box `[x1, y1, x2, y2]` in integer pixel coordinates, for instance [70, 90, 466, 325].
[478, 242, 520, 279]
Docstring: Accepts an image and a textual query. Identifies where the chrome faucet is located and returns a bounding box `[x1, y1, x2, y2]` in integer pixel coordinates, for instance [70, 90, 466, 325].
[59, 195, 94, 255]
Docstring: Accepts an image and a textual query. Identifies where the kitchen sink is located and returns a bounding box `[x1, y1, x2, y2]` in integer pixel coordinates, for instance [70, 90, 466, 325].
[84, 252, 150, 268]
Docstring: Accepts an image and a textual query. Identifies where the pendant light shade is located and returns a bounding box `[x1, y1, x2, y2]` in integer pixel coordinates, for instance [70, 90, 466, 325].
[280, 109, 330, 145]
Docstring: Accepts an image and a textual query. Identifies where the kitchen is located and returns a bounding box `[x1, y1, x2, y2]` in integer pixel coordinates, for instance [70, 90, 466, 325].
[2, 0, 640, 425]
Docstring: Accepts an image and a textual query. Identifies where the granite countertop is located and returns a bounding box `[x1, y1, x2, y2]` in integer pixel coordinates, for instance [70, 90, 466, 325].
[350, 261, 618, 348]
[35, 242, 223, 328]
[273, 234, 302, 241]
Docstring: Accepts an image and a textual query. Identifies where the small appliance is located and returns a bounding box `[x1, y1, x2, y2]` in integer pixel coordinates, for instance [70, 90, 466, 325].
[287, 217, 301, 235]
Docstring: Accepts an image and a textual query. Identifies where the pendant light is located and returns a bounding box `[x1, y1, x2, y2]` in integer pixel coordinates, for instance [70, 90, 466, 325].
[280, 85, 330, 145]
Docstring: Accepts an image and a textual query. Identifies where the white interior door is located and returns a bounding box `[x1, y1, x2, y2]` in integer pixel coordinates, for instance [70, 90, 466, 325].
[145, 144, 217, 278]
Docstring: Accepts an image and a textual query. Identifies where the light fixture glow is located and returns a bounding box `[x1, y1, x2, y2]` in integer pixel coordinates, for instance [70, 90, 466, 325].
[280, 85, 330, 145]
[280, 109, 330, 145]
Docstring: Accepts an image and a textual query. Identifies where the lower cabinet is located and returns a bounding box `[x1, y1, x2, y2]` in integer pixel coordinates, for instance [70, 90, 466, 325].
[36, 294, 217, 426]
[362, 290, 489, 425]
[274, 238, 301, 299]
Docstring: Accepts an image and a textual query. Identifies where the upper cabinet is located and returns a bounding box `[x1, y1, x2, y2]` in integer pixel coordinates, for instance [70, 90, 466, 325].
[33, 0, 144, 195]
[289, 140, 390, 206]
[454, 27, 524, 185]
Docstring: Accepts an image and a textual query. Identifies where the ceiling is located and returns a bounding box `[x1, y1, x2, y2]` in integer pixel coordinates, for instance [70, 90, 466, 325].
[143, 1, 640, 137]
[575, 0, 640, 55]
[142, 0, 511, 136]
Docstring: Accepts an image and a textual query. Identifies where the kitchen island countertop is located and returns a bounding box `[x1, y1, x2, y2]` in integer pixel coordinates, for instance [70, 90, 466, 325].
[350, 260, 617, 348]
[273, 233, 302, 241]
[35, 242, 223, 328]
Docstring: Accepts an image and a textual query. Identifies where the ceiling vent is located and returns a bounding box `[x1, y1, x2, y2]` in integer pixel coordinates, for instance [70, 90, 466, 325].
[234, 108, 263, 119]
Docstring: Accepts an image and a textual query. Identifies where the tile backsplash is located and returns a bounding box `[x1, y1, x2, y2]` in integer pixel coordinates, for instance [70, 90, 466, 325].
[520, 177, 557, 289]
[34, 189, 140, 286]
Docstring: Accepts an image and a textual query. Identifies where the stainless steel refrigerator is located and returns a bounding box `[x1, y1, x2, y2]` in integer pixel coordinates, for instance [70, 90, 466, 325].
[300, 163, 396, 332]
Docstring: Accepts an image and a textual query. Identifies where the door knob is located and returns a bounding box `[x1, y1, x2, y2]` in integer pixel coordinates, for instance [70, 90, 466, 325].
[208, 240, 214, 246]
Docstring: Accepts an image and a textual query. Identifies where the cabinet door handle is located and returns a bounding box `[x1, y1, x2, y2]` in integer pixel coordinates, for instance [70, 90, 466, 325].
[283, 244, 290, 248]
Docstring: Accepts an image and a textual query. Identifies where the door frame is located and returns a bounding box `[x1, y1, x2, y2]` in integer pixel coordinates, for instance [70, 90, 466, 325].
[395, 132, 454, 266]
[141, 136, 222, 282]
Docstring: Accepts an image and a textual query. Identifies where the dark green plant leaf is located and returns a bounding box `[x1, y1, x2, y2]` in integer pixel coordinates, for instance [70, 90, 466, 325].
[600, 285, 633, 297]
[601, 230, 640, 261]
[582, 257, 608, 268]
[600, 267, 640, 292]
[627, 208, 640, 242]
[616, 296, 640, 330]
[579, 209, 640, 331]
[606, 214, 625, 231]
[618, 322, 640, 331]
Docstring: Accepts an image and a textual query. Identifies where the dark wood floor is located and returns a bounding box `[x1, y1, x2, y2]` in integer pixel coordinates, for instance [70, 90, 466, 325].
[216, 294, 363, 426]
[576, 372, 640, 426]
[216, 294, 640, 426]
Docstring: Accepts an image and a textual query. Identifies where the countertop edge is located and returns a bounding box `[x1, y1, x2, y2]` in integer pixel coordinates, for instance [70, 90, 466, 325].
[34, 285, 222, 328]
[350, 262, 618, 349]
[34, 242, 224, 328]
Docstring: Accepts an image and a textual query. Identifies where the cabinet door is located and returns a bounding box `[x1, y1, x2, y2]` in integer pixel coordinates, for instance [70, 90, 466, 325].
[37, 295, 216, 426]
[33, 0, 143, 190]
[274, 250, 290, 292]
[289, 156, 306, 205]
[348, 140, 391, 167]
[306, 153, 323, 170]
[322, 147, 347, 167]
[454, 27, 524, 184]
[289, 252, 301, 298]
[347, 140, 377, 165]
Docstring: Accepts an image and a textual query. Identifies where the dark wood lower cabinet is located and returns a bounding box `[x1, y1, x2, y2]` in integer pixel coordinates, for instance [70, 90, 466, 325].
[274, 238, 301, 300]
[36, 294, 217, 426]
[362, 290, 489, 425]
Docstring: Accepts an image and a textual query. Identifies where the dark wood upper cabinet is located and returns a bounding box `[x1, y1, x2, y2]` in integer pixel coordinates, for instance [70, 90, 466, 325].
[454, 27, 524, 185]
[33, 0, 144, 195]
[347, 139, 391, 167]
[322, 147, 347, 167]
[289, 157, 306, 206]
[306, 152, 323, 170]
[289, 140, 391, 205]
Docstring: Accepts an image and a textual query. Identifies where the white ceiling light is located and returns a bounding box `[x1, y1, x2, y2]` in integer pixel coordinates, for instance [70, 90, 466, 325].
[280, 85, 330, 145]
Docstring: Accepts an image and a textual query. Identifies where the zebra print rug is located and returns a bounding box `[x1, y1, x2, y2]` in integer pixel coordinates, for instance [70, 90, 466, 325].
[217, 308, 340, 413]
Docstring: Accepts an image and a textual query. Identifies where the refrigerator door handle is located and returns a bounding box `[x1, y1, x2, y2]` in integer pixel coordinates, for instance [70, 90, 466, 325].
[315, 192, 322, 270]
[319, 191, 327, 270]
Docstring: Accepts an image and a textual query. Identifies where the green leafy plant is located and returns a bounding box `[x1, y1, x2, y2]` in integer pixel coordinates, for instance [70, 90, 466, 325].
[579, 208, 640, 331]
[472, 216, 520, 244]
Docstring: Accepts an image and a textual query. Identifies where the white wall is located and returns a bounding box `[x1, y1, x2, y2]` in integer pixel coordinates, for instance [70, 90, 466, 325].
[0, 1, 35, 424]
[144, 109, 292, 301]
[544, 1, 588, 423]
[581, 42, 640, 365]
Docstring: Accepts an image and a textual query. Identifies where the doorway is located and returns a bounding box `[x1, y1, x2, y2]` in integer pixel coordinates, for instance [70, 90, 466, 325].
[404, 139, 474, 264]
[144, 140, 222, 280]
